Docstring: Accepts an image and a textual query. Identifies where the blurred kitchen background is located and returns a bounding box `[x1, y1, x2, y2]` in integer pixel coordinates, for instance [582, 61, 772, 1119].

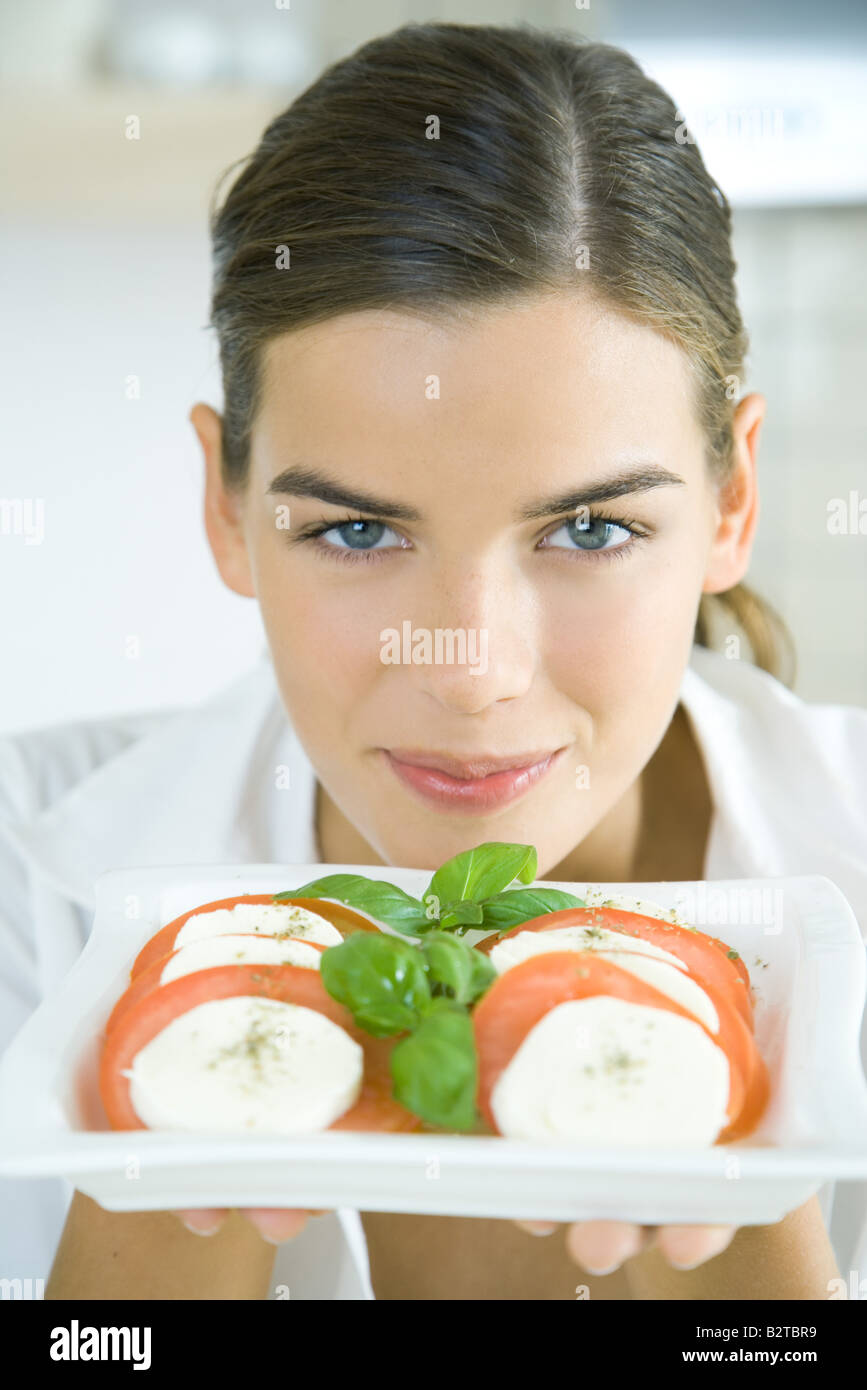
[2, 0, 866, 731]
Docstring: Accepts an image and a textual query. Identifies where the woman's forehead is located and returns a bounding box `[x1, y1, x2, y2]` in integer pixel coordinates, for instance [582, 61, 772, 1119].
[253, 295, 704, 484]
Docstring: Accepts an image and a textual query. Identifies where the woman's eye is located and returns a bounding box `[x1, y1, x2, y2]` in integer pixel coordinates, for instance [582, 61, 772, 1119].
[539, 513, 638, 556]
[306, 517, 405, 564]
[320, 519, 394, 550]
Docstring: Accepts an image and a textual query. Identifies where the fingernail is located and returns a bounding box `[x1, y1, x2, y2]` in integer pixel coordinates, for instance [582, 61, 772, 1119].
[569, 1225, 643, 1275]
[667, 1226, 735, 1270]
[580, 1247, 637, 1276]
[253, 1213, 310, 1244]
[181, 1219, 221, 1236]
[525, 1221, 558, 1236]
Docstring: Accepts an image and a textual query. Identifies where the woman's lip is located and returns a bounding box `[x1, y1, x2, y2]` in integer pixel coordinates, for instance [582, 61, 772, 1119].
[381, 747, 568, 814]
[386, 748, 563, 779]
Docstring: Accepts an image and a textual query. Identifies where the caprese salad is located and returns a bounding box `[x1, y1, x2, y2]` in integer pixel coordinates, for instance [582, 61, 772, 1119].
[98, 844, 770, 1148]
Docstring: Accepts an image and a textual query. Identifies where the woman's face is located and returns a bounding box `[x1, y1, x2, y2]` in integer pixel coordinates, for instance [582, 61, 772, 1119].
[198, 291, 759, 875]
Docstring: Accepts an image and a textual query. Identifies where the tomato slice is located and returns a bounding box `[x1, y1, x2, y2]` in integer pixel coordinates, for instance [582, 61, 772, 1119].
[131, 893, 381, 980]
[472, 951, 750, 1139]
[99, 962, 421, 1134]
[716, 1033, 771, 1143]
[105, 936, 328, 1036]
[477, 907, 753, 1028]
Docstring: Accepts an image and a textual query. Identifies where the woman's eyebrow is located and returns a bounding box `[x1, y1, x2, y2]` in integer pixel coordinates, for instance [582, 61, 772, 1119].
[266, 465, 422, 520]
[516, 464, 686, 519]
[265, 462, 685, 522]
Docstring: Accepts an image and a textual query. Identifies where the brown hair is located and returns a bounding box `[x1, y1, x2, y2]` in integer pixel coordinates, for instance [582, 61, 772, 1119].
[208, 20, 796, 686]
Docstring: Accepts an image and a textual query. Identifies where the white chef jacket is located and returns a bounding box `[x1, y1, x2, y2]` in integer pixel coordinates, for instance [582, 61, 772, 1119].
[0, 643, 865, 1300]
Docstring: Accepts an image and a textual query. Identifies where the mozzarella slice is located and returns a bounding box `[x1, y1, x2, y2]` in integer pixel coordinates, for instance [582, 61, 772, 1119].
[158, 933, 322, 983]
[174, 902, 343, 948]
[490, 996, 730, 1146]
[581, 889, 692, 927]
[490, 924, 689, 973]
[489, 932, 718, 1033]
[123, 996, 363, 1133]
[594, 952, 718, 1033]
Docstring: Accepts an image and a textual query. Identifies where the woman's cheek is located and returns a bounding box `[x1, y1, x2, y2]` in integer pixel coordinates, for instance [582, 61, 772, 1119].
[540, 554, 697, 747]
[272, 596, 374, 697]
[257, 561, 390, 735]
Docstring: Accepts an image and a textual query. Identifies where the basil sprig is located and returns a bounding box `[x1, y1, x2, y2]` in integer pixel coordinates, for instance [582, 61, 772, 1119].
[424, 843, 537, 928]
[275, 874, 430, 936]
[390, 1001, 479, 1133]
[318, 932, 430, 1037]
[319, 930, 495, 1036]
[420, 931, 496, 1005]
[318, 930, 496, 1129]
[476, 886, 588, 933]
[276, 842, 587, 1128]
[274, 841, 585, 939]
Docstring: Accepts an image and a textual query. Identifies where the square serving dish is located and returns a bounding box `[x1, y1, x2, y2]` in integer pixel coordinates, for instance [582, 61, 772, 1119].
[1, 864, 866, 1227]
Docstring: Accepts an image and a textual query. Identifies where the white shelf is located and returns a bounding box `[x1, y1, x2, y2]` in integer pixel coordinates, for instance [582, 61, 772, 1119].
[628, 42, 867, 206]
[1, 82, 288, 221]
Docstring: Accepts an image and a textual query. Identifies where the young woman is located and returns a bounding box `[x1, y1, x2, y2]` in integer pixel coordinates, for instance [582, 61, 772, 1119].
[3, 22, 865, 1301]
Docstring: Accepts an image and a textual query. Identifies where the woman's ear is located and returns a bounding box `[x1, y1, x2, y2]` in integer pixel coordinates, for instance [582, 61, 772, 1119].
[189, 402, 257, 599]
[702, 391, 766, 595]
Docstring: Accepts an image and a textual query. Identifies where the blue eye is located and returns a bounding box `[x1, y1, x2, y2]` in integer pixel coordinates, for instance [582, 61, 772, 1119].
[299, 517, 406, 565]
[539, 513, 638, 556]
[318, 519, 395, 551]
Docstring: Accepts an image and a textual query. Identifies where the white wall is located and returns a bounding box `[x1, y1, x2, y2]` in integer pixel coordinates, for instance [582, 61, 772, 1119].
[1, 213, 267, 732]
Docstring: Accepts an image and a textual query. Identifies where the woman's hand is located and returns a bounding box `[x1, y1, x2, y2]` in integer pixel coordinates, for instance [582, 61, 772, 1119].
[176, 1203, 735, 1268]
[176, 1207, 735, 1265]
[514, 1218, 736, 1273]
[175, 1205, 330, 1243]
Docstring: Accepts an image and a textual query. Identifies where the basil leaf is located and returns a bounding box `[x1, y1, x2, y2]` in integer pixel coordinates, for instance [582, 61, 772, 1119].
[390, 1000, 479, 1131]
[437, 899, 485, 930]
[424, 843, 537, 912]
[273, 875, 430, 937]
[319, 933, 431, 1036]
[421, 931, 496, 1005]
[479, 887, 586, 934]
[467, 945, 499, 1000]
[419, 896, 484, 931]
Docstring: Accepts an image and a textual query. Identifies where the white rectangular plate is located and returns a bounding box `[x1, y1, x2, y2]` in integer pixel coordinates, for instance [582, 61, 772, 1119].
[1, 865, 866, 1227]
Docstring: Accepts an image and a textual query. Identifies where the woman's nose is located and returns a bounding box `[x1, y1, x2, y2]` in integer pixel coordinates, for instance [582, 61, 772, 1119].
[393, 562, 538, 713]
